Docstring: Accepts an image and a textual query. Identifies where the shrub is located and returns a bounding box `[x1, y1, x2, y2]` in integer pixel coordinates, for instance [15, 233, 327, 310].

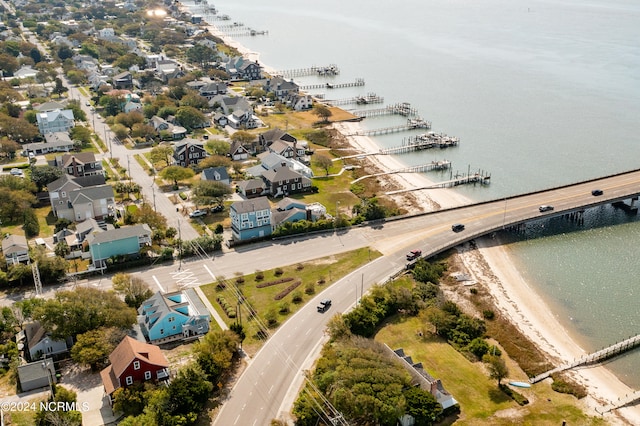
[216, 296, 236, 318]
[256, 277, 294, 288]
[274, 280, 302, 300]
[317, 276, 326, 285]
[469, 287, 478, 295]
[296, 263, 304, 271]
[274, 267, 284, 276]
[214, 223, 223, 234]
[255, 270, 264, 281]
[499, 384, 529, 406]
[278, 302, 290, 314]
[305, 282, 315, 295]
[236, 276, 245, 284]
[291, 291, 303, 303]
[483, 309, 495, 320]
[264, 308, 278, 328]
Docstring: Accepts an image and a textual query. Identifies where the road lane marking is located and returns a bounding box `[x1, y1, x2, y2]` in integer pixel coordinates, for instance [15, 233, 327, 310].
[269, 385, 274, 394]
[152, 276, 164, 292]
[233, 414, 240, 425]
[203, 264, 216, 280]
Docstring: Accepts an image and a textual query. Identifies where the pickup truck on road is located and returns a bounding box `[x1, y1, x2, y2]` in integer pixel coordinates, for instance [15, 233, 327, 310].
[406, 250, 422, 261]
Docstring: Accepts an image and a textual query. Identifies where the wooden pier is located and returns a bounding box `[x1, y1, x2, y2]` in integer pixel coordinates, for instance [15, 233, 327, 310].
[597, 390, 640, 414]
[351, 161, 452, 183]
[385, 169, 491, 194]
[530, 333, 640, 384]
[346, 118, 432, 136]
[300, 78, 365, 90]
[325, 93, 384, 106]
[381, 133, 460, 154]
[276, 64, 340, 79]
[353, 102, 419, 118]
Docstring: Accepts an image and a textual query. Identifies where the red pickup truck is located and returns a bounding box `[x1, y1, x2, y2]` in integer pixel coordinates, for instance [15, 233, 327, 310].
[406, 250, 422, 261]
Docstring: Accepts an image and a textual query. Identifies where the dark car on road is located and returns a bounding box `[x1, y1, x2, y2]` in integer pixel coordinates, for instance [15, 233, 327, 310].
[317, 299, 332, 313]
[451, 223, 465, 232]
[538, 205, 554, 212]
[591, 189, 603, 196]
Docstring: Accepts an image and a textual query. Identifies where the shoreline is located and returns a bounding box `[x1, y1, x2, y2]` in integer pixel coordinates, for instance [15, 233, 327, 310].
[190, 4, 638, 423]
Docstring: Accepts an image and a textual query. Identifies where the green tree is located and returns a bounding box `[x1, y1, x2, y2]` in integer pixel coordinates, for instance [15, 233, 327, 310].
[113, 384, 146, 417]
[0, 138, 21, 159]
[54, 241, 70, 258]
[175, 106, 207, 131]
[149, 143, 174, 168]
[403, 387, 442, 425]
[35, 385, 82, 426]
[23, 208, 40, 238]
[111, 123, 129, 140]
[230, 130, 255, 145]
[115, 111, 145, 129]
[130, 203, 167, 231]
[33, 287, 137, 340]
[159, 166, 195, 188]
[191, 180, 232, 206]
[186, 44, 217, 69]
[313, 154, 333, 176]
[70, 126, 93, 147]
[312, 103, 332, 123]
[71, 327, 126, 371]
[0, 113, 39, 142]
[30, 165, 64, 192]
[483, 354, 509, 385]
[205, 139, 231, 156]
[112, 273, 154, 308]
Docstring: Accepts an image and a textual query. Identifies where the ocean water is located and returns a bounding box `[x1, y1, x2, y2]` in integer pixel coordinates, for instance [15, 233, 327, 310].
[185, 0, 640, 387]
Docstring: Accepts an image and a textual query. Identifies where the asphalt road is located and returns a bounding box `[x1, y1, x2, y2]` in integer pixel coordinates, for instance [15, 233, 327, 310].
[212, 168, 640, 425]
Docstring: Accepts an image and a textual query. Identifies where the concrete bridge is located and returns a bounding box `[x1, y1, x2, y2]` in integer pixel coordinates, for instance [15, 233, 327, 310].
[214, 168, 640, 425]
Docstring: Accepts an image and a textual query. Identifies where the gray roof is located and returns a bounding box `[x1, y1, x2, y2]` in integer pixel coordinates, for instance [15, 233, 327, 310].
[202, 167, 229, 182]
[70, 184, 114, 204]
[88, 224, 150, 245]
[231, 197, 271, 214]
[237, 179, 265, 192]
[2, 234, 28, 255]
[76, 217, 102, 235]
[262, 166, 308, 184]
[48, 174, 106, 192]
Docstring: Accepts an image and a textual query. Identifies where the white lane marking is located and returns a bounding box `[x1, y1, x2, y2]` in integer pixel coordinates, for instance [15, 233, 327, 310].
[203, 264, 216, 280]
[152, 276, 164, 292]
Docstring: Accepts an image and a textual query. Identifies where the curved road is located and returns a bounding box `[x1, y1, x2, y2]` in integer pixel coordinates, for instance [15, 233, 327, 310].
[212, 169, 640, 425]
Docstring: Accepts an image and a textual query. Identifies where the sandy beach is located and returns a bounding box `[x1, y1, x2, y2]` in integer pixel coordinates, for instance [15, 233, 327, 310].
[335, 122, 639, 424]
[193, 7, 638, 423]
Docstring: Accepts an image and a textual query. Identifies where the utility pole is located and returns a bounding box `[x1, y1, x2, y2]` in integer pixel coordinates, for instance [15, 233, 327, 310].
[177, 218, 182, 271]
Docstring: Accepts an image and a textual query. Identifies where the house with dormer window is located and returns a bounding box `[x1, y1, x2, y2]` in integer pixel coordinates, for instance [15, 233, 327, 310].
[230, 197, 272, 241]
[100, 336, 170, 402]
[173, 139, 207, 167]
[36, 109, 75, 134]
[138, 290, 211, 344]
[262, 166, 312, 198]
[53, 152, 103, 177]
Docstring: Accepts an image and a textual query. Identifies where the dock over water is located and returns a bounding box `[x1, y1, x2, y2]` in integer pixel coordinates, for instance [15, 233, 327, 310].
[276, 64, 340, 78]
[530, 333, 640, 384]
[300, 78, 365, 90]
[351, 161, 452, 184]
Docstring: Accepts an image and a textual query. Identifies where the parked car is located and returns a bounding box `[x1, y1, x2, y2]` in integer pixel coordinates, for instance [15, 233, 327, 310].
[10, 168, 23, 176]
[591, 189, 603, 196]
[189, 209, 207, 218]
[210, 205, 224, 213]
[317, 299, 332, 313]
[406, 250, 422, 261]
[451, 223, 465, 232]
[539, 205, 554, 212]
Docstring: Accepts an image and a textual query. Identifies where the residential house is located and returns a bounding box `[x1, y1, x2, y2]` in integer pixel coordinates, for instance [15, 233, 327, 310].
[263, 76, 299, 100]
[199, 81, 227, 99]
[72, 54, 98, 72]
[100, 336, 170, 401]
[213, 111, 228, 128]
[47, 175, 114, 221]
[36, 109, 75, 134]
[285, 93, 314, 111]
[17, 322, 70, 362]
[262, 166, 312, 198]
[97, 27, 115, 39]
[236, 179, 266, 199]
[230, 197, 272, 241]
[17, 358, 57, 392]
[247, 152, 313, 179]
[271, 198, 311, 229]
[209, 95, 252, 115]
[229, 140, 249, 161]
[150, 115, 187, 140]
[138, 289, 211, 344]
[260, 128, 309, 163]
[87, 224, 152, 269]
[113, 71, 133, 89]
[13, 65, 38, 80]
[53, 152, 103, 177]
[202, 166, 230, 186]
[224, 56, 262, 80]
[1, 234, 29, 265]
[35, 101, 67, 112]
[23, 132, 74, 156]
[124, 101, 142, 113]
[227, 109, 261, 130]
[173, 139, 207, 167]
[156, 59, 184, 82]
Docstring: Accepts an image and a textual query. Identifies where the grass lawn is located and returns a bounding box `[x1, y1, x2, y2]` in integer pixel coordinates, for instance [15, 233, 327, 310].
[375, 316, 606, 425]
[200, 247, 381, 355]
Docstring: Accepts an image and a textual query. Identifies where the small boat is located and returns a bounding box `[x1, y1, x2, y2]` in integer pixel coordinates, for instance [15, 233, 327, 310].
[509, 381, 531, 388]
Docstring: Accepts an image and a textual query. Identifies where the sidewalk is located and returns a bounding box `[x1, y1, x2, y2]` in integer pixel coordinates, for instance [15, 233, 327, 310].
[194, 286, 228, 331]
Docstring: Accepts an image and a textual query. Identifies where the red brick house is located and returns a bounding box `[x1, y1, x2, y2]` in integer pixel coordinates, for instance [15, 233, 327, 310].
[100, 336, 170, 401]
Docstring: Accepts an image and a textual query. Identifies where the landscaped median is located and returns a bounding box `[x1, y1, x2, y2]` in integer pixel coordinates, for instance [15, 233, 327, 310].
[199, 247, 381, 354]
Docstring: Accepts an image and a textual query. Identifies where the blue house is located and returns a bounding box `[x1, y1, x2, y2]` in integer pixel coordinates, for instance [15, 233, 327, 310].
[230, 197, 272, 242]
[87, 224, 152, 269]
[138, 289, 211, 344]
[272, 198, 309, 229]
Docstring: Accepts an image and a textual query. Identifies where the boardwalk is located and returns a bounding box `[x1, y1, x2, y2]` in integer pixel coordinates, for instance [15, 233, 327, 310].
[597, 390, 640, 414]
[351, 161, 451, 183]
[276, 64, 339, 78]
[353, 102, 419, 118]
[345, 118, 432, 136]
[300, 78, 365, 90]
[530, 333, 640, 384]
[325, 93, 384, 106]
[382, 133, 460, 154]
[385, 170, 491, 194]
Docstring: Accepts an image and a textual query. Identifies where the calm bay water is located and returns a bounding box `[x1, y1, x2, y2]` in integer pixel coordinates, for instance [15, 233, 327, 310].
[187, 0, 640, 387]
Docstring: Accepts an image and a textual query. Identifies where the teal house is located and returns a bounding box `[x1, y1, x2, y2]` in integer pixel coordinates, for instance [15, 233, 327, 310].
[87, 224, 152, 269]
[230, 196, 272, 242]
[138, 290, 211, 344]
